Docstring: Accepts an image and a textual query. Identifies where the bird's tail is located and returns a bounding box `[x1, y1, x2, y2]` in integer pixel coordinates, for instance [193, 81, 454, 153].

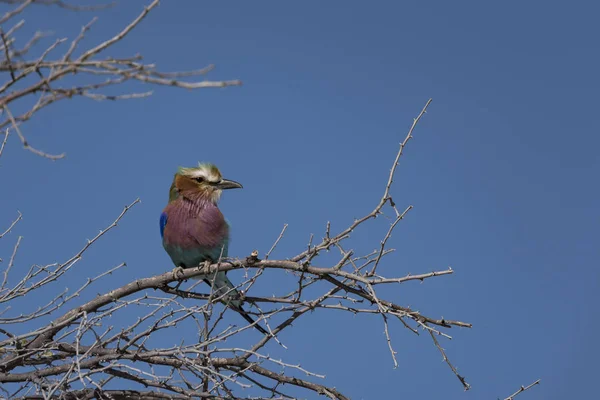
[203, 272, 268, 335]
[231, 304, 269, 335]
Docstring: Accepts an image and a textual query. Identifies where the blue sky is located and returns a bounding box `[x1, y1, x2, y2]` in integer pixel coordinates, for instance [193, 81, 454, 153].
[1, 1, 599, 398]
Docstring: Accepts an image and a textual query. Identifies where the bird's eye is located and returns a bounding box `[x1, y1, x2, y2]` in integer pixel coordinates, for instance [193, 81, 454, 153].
[194, 177, 204, 183]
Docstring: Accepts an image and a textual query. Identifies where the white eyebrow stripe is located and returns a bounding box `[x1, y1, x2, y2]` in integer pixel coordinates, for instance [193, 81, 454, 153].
[188, 168, 221, 183]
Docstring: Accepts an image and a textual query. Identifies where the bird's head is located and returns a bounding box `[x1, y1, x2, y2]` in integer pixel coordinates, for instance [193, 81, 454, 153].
[170, 162, 242, 203]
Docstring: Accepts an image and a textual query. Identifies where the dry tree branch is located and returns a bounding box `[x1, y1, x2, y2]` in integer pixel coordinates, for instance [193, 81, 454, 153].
[428, 329, 470, 390]
[0, 0, 242, 160]
[3, 104, 65, 159]
[0, 0, 115, 12]
[1, 236, 21, 292]
[0, 210, 21, 239]
[0, 1, 32, 26]
[78, 0, 158, 62]
[0, 28, 16, 81]
[265, 224, 288, 260]
[0, 198, 140, 311]
[0, 128, 8, 158]
[367, 99, 431, 276]
[503, 379, 541, 400]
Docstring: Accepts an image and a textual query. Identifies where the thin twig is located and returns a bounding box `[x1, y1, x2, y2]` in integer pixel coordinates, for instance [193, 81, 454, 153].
[428, 329, 470, 390]
[3, 105, 65, 159]
[0, 211, 21, 239]
[265, 224, 288, 260]
[503, 379, 541, 400]
[0, 128, 8, 158]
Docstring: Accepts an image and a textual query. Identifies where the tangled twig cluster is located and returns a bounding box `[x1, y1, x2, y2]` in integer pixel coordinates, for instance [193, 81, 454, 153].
[0, 0, 240, 160]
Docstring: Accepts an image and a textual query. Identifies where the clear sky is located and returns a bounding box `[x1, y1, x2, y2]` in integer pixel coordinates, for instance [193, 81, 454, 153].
[1, 1, 599, 399]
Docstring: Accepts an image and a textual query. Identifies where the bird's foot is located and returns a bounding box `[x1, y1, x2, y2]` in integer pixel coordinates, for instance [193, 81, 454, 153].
[172, 266, 186, 280]
[200, 260, 212, 273]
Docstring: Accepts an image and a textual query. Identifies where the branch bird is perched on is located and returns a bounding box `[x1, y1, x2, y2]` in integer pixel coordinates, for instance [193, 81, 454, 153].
[160, 163, 267, 335]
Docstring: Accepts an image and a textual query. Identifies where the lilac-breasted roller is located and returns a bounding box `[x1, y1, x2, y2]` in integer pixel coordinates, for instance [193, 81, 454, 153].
[160, 163, 267, 335]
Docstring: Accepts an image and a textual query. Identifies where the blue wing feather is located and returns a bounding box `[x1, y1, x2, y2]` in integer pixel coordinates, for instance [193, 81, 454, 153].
[159, 212, 168, 239]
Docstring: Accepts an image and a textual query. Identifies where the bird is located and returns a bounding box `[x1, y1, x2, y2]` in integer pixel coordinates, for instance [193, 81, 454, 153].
[160, 162, 268, 335]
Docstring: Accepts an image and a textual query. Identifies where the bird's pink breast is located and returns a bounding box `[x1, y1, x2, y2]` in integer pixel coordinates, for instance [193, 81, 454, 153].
[162, 197, 228, 249]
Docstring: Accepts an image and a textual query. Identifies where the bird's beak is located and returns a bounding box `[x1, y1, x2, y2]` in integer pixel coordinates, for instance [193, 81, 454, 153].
[216, 178, 243, 190]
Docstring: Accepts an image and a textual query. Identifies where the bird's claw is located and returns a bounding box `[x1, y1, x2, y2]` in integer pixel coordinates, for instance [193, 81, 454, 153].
[172, 266, 185, 280]
[200, 260, 212, 273]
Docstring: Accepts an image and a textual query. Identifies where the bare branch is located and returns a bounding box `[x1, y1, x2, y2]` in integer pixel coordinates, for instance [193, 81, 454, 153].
[0, 128, 7, 158]
[0, 210, 21, 239]
[0, 28, 16, 81]
[503, 379, 541, 400]
[0, 1, 33, 26]
[3, 105, 65, 159]
[79, 0, 157, 62]
[2, 236, 21, 290]
[428, 329, 470, 390]
[265, 224, 288, 260]
[0, 0, 241, 160]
